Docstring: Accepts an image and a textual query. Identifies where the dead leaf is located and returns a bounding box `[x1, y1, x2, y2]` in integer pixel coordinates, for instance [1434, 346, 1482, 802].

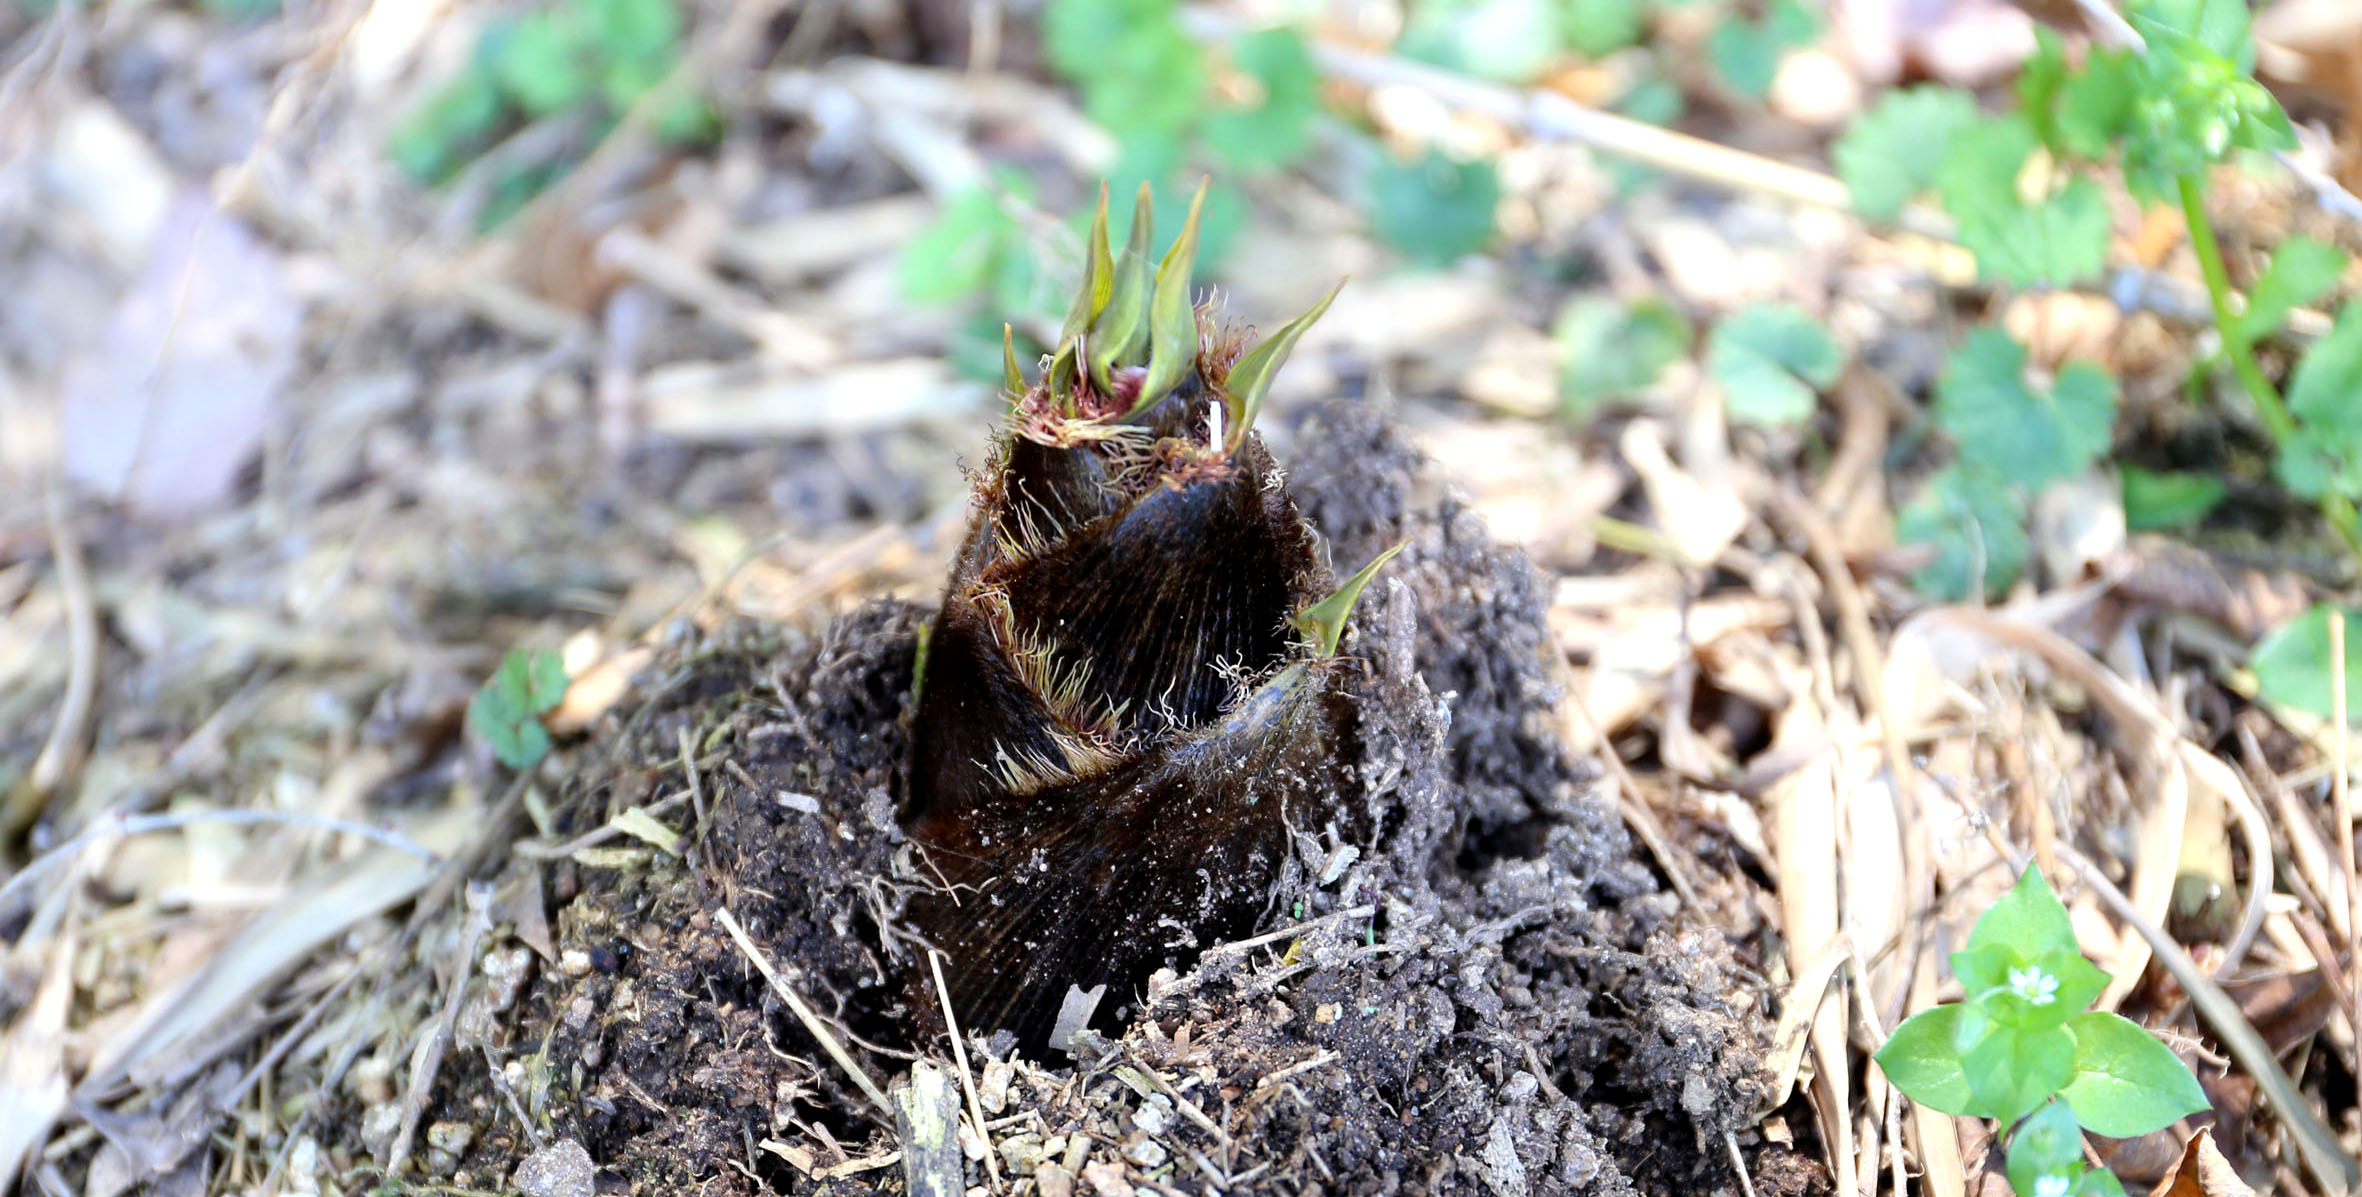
[60, 191, 301, 519]
[0, 891, 78, 1182]
[2108, 537, 2311, 643]
[2146, 1128, 2257, 1197]
[1833, 0, 2037, 86]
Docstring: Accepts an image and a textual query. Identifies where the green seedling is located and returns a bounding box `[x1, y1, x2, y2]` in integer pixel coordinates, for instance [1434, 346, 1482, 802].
[902, 184, 1386, 1053]
[468, 649, 569, 770]
[1876, 868, 2208, 1197]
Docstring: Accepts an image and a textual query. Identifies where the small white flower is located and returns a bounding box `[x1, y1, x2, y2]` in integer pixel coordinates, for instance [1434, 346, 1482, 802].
[2032, 1174, 2072, 1197]
[2009, 965, 2061, 1006]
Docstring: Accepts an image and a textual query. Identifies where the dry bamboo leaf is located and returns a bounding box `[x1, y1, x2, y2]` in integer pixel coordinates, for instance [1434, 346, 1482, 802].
[1759, 932, 1852, 1114]
[80, 847, 440, 1095]
[1843, 763, 1909, 1013]
[2108, 538, 2309, 643]
[1767, 703, 1857, 1197]
[1571, 596, 1791, 746]
[1900, 941, 1967, 1197]
[1621, 420, 1747, 566]
[0, 895, 77, 1182]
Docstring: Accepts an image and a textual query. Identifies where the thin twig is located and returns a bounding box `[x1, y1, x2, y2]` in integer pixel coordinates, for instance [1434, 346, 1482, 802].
[927, 949, 1001, 1192]
[1200, 904, 1377, 958]
[1178, 6, 1951, 240]
[0, 807, 442, 914]
[26, 483, 98, 804]
[678, 726, 709, 868]
[2335, 611, 2360, 1092]
[387, 883, 495, 1177]
[1123, 1049, 1234, 1152]
[716, 905, 894, 1119]
[2213, 759, 2275, 978]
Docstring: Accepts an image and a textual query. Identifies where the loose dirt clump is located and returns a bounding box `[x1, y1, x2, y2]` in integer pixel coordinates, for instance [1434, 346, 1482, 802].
[448, 401, 1787, 1196]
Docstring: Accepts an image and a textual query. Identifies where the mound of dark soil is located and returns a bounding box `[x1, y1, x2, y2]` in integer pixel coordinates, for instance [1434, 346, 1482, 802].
[436, 401, 1791, 1196]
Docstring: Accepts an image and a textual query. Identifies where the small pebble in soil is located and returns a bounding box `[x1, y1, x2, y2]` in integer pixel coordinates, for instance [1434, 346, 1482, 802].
[1123, 1134, 1168, 1169]
[511, 1139, 596, 1197]
[1082, 1160, 1135, 1197]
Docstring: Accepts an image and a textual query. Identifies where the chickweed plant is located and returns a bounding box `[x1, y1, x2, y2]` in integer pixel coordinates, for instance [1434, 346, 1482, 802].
[1875, 869, 2208, 1197]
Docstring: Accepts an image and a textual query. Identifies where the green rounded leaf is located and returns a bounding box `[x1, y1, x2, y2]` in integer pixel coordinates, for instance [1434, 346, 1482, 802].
[1706, 0, 1814, 99]
[2058, 1011, 2209, 1137]
[1895, 465, 2029, 601]
[1555, 296, 1692, 418]
[1935, 328, 2118, 490]
[1834, 86, 1982, 223]
[493, 13, 591, 117]
[2251, 603, 2362, 722]
[1203, 27, 1320, 171]
[1561, 0, 1647, 58]
[897, 189, 1014, 305]
[1874, 1005, 1974, 1115]
[1368, 148, 1499, 266]
[2286, 301, 2362, 474]
[2230, 237, 2346, 351]
[1398, 0, 1563, 84]
[2006, 1100, 2088, 1197]
[1044, 0, 1206, 138]
[469, 648, 567, 771]
[526, 649, 569, 713]
[389, 72, 508, 185]
[1937, 116, 2113, 287]
[1708, 303, 1842, 428]
[2120, 467, 2226, 532]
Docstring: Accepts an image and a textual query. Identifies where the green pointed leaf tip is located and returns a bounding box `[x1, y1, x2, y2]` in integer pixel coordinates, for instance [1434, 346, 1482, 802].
[2058, 1011, 2209, 1136]
[1965, 866, 2080, 963]
[1294, 542, 1408, 656]
[1135, 180, 1209, 413]
[1708, 303, 1843, 428]
[1224, 280, 1345, 450]
[1001, 324, 1024, 398]
[1062, 185, 1114, 347]
[2252, 603, 2362, 721]
[1088, 186, 1158, 390]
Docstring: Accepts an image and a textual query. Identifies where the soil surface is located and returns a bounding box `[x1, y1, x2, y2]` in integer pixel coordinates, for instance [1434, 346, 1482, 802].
[434, 401, 1789, 1196]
